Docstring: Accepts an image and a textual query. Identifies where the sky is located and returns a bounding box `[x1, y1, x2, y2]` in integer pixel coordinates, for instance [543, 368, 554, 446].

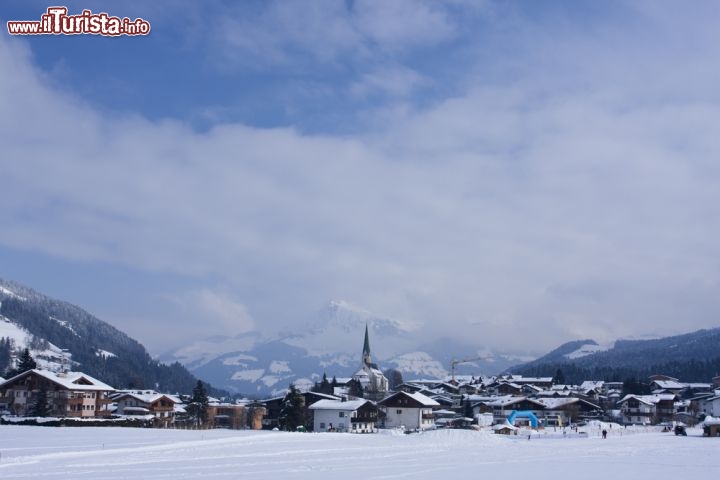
[1, 1, 719, 357]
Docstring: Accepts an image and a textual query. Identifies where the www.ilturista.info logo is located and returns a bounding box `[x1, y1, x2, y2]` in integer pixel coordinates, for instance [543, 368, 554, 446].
[7, 7, 150, 36]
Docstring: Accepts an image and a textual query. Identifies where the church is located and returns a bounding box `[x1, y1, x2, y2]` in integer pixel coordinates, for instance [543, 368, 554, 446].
[351, 324, 389, 399]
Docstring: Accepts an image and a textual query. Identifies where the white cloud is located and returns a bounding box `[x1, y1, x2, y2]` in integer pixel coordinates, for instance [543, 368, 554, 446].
[2, 1, 720, 355]
[350, 65, 429, 98]
[175, 289, 256, 334]
[215, 0, 464, 67]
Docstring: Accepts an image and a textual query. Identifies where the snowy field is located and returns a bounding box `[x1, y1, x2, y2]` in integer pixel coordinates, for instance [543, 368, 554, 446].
[0, 425, 717, 479]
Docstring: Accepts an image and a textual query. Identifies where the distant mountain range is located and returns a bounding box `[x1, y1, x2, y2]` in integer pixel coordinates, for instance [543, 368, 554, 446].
[0, 279, 202, 394]
[160, 300, 529, 396]
[506, 328, 720, 383]
[6, 277, 717, 398]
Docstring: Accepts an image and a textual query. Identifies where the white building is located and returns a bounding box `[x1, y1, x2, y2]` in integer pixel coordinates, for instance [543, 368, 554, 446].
[308, 398, 378, 433]
[379, 391, 439, 431]
[112, 390, 181, 426]
[701, 394, 720, 417]
[351, 325, 388, 399]
[617, 394, 676, 425]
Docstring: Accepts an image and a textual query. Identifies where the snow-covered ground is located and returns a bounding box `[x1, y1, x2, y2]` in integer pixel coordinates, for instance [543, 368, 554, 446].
[0, 425, 716, 479]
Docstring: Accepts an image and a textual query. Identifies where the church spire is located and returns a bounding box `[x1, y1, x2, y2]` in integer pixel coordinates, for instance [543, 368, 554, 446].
[362, 323, 372, 366]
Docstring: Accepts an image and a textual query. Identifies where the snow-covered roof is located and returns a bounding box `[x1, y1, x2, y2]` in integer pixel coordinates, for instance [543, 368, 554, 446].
[122, 406, 151, 414]
[405, 391, 440, 407]
[114, 391, 181, 405]
[493, 423, 518, 431]
[497, 382, 522, 389]
[651, 380, 686, 390]
[536, 390, 572, 397]
[2, 369, 114, 391]
[618, 394, 676, 405]
[535, 398, 579, 409]
[308, 399, 370, 411]
[703, 416, 720, 426]
[523, 385, 543, 392]
[481, 396, 543, 408]
[307, 392, 342, 401]
[466, 394, 508, 403]
[433, 409, 456, 416]
[580, 381, 604, 390]
[512, 377, 553, 383]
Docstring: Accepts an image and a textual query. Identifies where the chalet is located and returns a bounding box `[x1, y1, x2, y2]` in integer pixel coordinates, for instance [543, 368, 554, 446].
[535, 397, 602, 426]
[0, 369, 114, 417]
[650, 379, 686, 396]
[617, 394, 676, 425]
[309, 399, 378, 433]
[379, 391, 439, 431]
[206, 402, 264, 429]
[495, 382, 523, 395]
[492, 423, 518, 435]
[113, 390, 180, 426]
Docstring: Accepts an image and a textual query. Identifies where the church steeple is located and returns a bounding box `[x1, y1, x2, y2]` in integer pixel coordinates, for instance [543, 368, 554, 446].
[362, 323, 372, 366]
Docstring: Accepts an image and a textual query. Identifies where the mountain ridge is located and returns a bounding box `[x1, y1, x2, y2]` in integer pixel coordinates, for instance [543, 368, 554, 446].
[0, 278, 209, 394]
[506, 327, 720, 383]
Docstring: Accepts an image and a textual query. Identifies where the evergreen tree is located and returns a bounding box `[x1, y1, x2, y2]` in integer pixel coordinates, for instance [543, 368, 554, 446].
[187, 380, 209, 426]
[347, 378, 364, 398]
[463, 395, 474, 419]
[553, 368, 566, 385]
[17, 348, 37, 373]
[5, 348, 38, 377]
[312, 373, 332, 395]
[279, 384, 306, 432]
[384, 368, 404, 391]
[31, 385, 50, 417]
[0, 337, 13, 375]
[320, 372, 330, 392]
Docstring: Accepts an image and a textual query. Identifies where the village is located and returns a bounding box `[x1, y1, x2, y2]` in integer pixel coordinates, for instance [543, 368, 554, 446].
[2, 326, 720, 437]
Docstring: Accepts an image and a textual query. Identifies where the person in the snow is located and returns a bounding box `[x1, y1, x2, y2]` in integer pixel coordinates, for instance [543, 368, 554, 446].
[602, 429, 608, 439]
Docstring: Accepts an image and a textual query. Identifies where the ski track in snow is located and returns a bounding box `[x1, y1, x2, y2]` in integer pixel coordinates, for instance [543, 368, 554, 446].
[0, 426, 717, 479]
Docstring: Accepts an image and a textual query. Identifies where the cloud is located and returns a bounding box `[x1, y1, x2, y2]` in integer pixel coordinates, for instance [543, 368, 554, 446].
[215, 0, 464, 67]
[2, 1, 720, 355]
[350, 65, 429, 98]
[171, 289, 256, 334]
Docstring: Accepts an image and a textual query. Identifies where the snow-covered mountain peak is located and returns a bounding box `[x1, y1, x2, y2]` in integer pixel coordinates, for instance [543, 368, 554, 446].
[312, 300, 411, 335]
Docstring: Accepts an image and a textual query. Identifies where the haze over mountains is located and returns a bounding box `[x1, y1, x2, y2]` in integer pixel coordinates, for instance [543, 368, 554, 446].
[160, 300, 529, 396]
[3, 277, 719, 397]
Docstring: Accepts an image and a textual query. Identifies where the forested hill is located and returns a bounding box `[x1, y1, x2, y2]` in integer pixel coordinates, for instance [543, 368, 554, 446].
[507, 328, 720, 383]
[0, 278, 210, 395]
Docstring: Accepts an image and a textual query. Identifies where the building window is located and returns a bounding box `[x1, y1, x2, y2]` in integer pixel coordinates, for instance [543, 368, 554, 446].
[396, 409, 402, 414]
[320, 422, 326, 429]
[339, 412, 345, 417]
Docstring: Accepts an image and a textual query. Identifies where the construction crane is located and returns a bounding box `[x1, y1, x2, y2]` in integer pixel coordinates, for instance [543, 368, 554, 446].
[450, 357, 485, 384]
